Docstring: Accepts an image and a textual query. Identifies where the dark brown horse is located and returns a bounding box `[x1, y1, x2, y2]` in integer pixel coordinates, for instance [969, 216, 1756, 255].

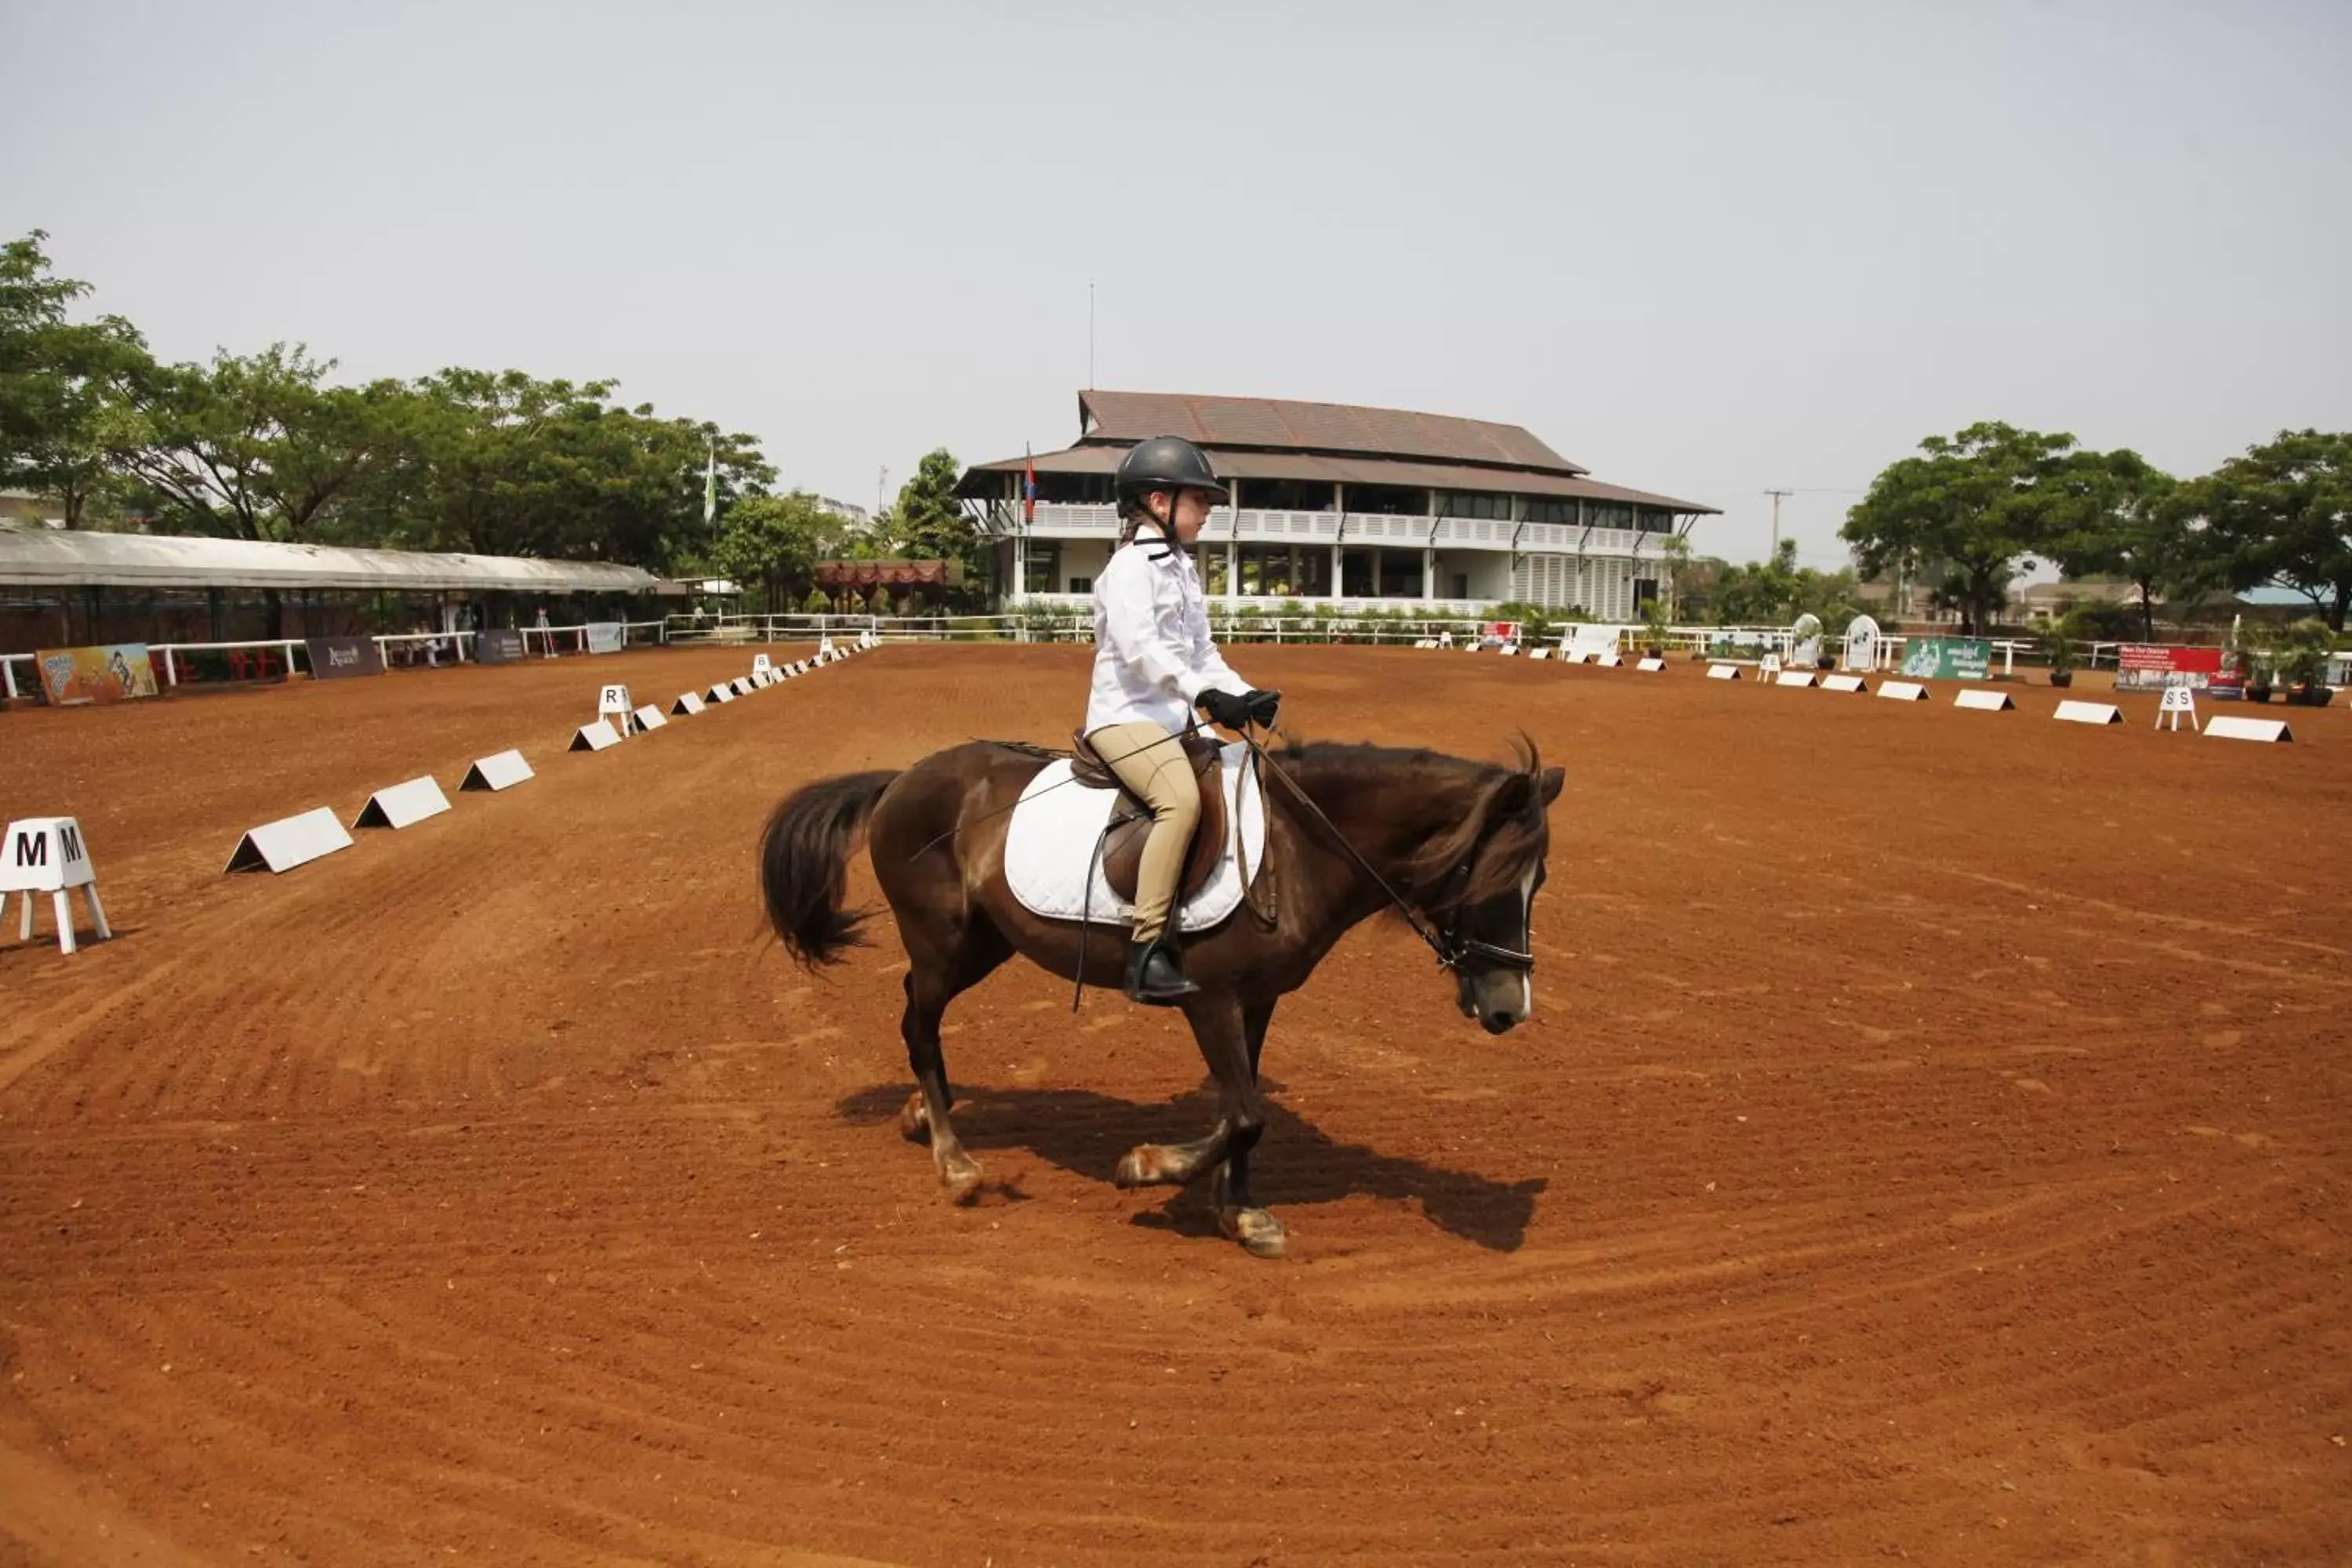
[758, 735, 1563, 1258]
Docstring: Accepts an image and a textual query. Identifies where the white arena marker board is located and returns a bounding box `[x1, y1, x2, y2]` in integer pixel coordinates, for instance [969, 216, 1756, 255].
[672, 691, 705, 716]
[2, 816, 112, 954]
[2053, 699, 2123, 725]
[1596, 653, 1623, 668]
[459, 750, 533, 792]
[1876, 681, 1929, 702]
[1563, 651, 1591, 665]
[730, 677, 755, 696]
[1708, 664, 1742, 681]
[1820, 673, 1867, 693]
[2208, 715, 2293, 743]
[226, 807, 352, 875]
[1955, 688, 2015, 712]
[753, 653, 774, 677]
[2155, 685, 2198, 732]
[1774, 670, 1817, 688]
[569, 718, 623, 752]
[1526, 648, 1548, 661]
[1637, 657, 1665, 673]
[633, 704, 667, 731]
[597, 684, 635, 735]
[1497, 644, 1518, 656]
[352, 776, 451, 830]
[706, 683, 736, 703]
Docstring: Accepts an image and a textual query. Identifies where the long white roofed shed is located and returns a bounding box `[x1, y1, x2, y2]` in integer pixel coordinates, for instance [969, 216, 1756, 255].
[0, 524, 656, 595]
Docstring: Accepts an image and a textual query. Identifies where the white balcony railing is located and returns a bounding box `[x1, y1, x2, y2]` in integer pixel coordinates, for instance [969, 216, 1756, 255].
[992, 503, 1668, 558]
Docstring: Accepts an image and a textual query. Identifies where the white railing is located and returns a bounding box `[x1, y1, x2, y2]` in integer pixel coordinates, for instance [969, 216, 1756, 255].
[1005, 504, 1672, 557]
[518, 619, 666, 658]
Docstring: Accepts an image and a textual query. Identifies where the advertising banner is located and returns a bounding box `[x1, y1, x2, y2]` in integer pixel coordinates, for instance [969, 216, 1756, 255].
[475, 629, 524, 664]
[2115, 644, 2243, 699]
[303, 636, 384, 681]
[36, 644, 159, 706]
[585, 622, 625, 654]
[1897, 636, 1992, 681]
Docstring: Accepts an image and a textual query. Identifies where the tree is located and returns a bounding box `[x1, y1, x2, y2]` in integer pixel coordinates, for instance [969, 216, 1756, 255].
[710, 492, 829, 611]
[117, 344, 401, 544]
[884, 447, 982, 603]
[1842, 421, 2094, 633]
[2184, 430, 2352, 630]
[0, 230, 154, 527]
[2045, 449, 2201, 641]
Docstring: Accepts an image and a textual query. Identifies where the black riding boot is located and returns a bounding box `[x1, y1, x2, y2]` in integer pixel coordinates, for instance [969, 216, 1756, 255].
[1125, 937, 1200, 1005]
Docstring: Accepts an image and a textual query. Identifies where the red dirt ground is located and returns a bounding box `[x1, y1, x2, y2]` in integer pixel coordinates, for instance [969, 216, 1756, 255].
[1, 644, 2347, 1566]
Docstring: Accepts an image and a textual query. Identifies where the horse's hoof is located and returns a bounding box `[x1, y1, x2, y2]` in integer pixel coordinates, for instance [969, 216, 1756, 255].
[1220, 1207, 1288, 1259]
[899, 1093, 931, 1144]
[940, 1156, 984, 1205]
[1115, 1145, 1168, 1189]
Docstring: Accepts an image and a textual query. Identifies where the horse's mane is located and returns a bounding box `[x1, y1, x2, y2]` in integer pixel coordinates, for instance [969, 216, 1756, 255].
[1272, 735, 1554, 913]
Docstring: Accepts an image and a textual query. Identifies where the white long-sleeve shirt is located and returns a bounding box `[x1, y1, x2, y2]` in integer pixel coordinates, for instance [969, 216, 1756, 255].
[1084, 524, 1253, 734]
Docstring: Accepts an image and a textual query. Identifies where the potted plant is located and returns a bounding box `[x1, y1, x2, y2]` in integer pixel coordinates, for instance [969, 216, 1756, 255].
[2042, 613, 2082, 688]
[2273, 619, 2336, 707]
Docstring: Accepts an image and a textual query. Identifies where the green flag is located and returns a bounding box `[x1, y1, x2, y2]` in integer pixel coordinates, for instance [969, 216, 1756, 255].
[702, 440, 717, 526]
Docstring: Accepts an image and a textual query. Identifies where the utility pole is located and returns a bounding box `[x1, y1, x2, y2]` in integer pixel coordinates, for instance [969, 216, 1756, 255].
[1087, 281, 1096, 390]
[877, 464, 889, 520]
[1764, 489, 1793, 556]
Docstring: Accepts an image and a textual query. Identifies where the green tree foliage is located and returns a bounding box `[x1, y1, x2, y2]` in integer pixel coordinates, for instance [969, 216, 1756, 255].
[0, 230, 154, 527]
[1704, 539, 1864, 629]
[881, 448, 982, 603]
[2183, 430, 2352, 630]
[1842, 421, 2096, 633]
[710, 492, 831, 611]
[2045, 449, 2203, 641]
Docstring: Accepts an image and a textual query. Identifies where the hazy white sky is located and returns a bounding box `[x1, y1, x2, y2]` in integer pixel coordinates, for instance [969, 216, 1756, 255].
[6, 0, 2347, 564]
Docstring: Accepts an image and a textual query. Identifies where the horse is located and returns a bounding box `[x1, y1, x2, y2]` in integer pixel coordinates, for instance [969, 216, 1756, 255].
[757, 731, 1564, 1258]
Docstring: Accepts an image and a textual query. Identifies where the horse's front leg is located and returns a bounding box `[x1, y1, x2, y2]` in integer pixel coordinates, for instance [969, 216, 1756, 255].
[1208, 999, 1286, 1258]
[1116, 993, 1283, 1257]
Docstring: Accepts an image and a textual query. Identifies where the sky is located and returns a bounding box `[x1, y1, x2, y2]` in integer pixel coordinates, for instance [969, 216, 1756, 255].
[5, 0, 2348, 568]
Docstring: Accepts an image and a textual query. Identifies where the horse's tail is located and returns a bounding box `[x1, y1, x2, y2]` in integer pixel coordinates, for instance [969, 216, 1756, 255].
[758, 770, 900, 967]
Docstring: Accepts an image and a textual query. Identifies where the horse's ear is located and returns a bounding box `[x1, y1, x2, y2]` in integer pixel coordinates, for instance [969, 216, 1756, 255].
[1538, 766, 1564, 806]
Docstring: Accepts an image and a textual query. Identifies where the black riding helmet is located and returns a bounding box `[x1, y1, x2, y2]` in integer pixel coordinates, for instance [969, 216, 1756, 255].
[1113, 436, 1229, 517]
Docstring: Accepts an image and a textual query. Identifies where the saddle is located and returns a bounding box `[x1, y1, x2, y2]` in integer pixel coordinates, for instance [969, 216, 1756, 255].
[1069, 729, 1229, 906]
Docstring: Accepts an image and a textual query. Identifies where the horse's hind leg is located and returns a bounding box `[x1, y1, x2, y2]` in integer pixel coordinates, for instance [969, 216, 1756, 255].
[898, 919, 1011, 1204]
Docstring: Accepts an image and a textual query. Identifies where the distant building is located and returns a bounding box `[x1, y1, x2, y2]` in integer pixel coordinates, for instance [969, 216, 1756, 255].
[958, 390, 1716, 617]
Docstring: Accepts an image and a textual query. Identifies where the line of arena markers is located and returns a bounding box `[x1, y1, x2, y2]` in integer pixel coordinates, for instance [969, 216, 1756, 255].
[0, 632, 881, 958]
[1461, 635, 2298, 745]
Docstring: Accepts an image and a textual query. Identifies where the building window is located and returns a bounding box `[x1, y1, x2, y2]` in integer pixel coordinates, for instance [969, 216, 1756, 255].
[1438, 491, 1513, 521]
[1635, 578, 1659, 610]
[1347, 484, 1426, 516]
[1205, 548, 1229, 595]
[1235, 545, 1330, 598]
[1068, 576, 1093, 595]
[1024, 542, 1060, 593]
[1588, 501, 1635, 532]
[1246, 479, 1337, 512]
[1523, 498, 1577, 525]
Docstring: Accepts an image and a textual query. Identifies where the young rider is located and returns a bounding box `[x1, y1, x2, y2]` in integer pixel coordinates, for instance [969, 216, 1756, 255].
[1084, 436, 1281, 1004]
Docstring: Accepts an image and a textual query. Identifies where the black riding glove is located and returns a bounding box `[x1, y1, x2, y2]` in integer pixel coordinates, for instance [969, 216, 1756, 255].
[1197, 688, 1258, 730]
[1245, 688, 1281, 728]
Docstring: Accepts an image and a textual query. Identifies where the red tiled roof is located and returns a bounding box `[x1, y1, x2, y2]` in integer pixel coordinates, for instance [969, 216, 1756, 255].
[1077, 390, 1585, 476]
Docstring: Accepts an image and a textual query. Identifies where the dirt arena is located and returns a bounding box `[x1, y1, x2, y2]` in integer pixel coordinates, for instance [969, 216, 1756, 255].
[2, 643, 2347, 1566]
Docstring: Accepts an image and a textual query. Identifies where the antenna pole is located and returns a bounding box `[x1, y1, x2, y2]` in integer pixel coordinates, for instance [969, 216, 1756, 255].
[1764, 488, 1793, 555]
[1088, 281, 1096, 390]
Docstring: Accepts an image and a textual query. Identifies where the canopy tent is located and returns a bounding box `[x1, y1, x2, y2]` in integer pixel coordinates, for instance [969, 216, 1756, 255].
[815, 558, 963, 588]
[0, 524, 658, 595]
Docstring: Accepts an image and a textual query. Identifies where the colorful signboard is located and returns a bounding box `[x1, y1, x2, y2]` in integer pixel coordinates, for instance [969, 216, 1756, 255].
[1897, 637, 1992, 681]
[2115, 644, 2243, 699]
[35, 644, 159, 706]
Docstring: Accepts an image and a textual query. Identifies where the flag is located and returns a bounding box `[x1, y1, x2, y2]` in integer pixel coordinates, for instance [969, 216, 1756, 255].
[702, 440, 718, 526]
[1022, 446, 1038, 525]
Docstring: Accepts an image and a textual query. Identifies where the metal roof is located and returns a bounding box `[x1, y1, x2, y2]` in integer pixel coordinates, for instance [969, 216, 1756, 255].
[962, 445, 1717, 514]
[0, 524, 659, 594]
[1077, 390, 1586, 475]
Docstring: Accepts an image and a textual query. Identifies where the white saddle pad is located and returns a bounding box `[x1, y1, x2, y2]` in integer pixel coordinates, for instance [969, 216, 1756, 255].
[1004, 741, 1265, 933]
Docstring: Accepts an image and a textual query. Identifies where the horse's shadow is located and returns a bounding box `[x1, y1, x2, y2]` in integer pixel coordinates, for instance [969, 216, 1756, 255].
[834, 1080, 1544, 1252]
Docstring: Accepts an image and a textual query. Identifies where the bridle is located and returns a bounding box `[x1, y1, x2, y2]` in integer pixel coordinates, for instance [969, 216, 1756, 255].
[1243, 731, 1537, 977]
